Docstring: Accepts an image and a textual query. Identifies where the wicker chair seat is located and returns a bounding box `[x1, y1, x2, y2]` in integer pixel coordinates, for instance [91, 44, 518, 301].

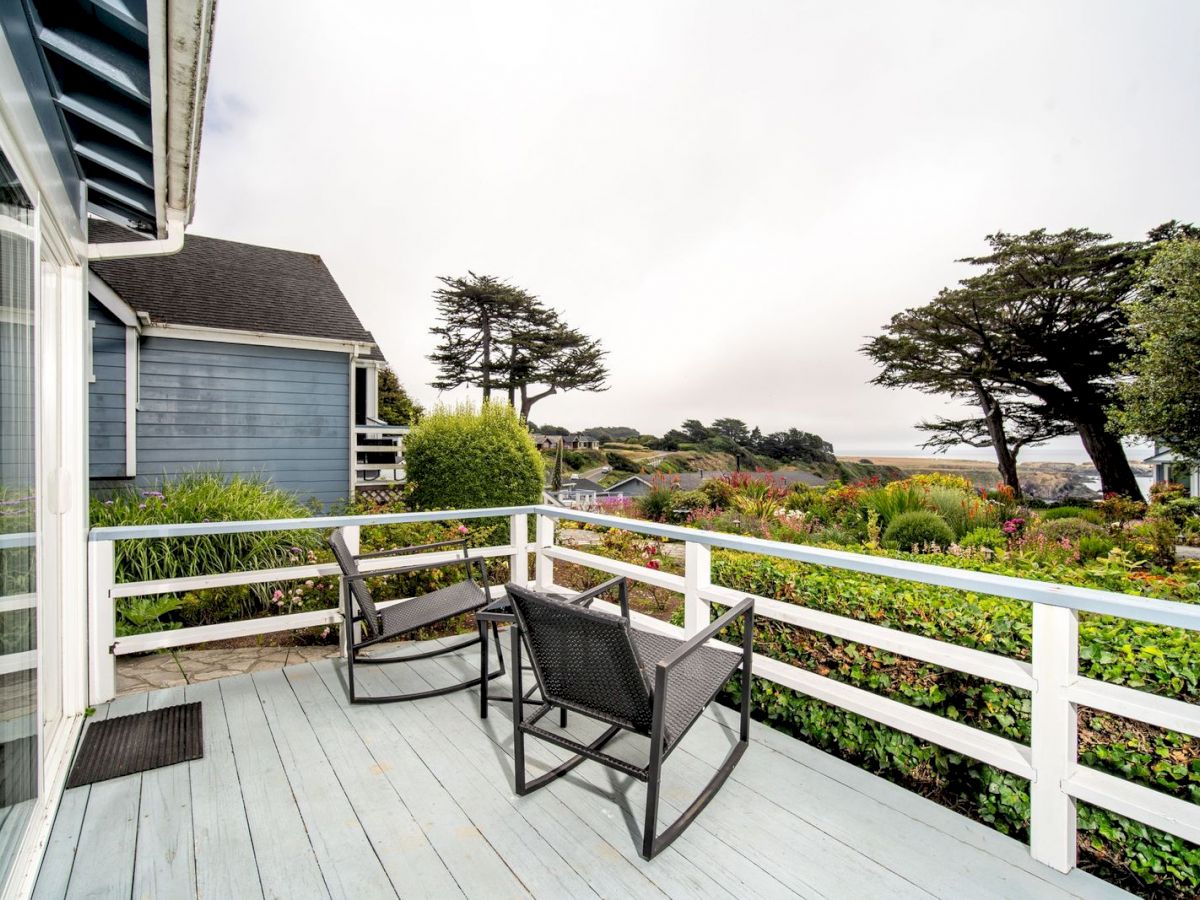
[378, 579, 487, 637]
[630, 630, 741, 748]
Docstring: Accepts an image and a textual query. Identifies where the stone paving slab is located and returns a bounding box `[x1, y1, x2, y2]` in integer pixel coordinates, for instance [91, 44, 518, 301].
[117, 645, 339, 697]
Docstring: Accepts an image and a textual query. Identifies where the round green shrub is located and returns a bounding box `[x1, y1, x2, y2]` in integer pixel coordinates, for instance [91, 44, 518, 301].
[404, 402, 544, 510]
[960, 526, 1007, 551]
[1036, 517, 1104, 542]
[665, 489, 711, 523]
[882, 510, 954, 551]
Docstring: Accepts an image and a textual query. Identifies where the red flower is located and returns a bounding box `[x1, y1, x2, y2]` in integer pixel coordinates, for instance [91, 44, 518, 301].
[647, 559, 661, 570]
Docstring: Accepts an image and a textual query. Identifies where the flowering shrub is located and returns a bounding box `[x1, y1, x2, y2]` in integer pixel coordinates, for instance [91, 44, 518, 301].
[1002, 517, 1026, 536]
[909, 471, 975, 492]
[1097, 492, 1149, 525]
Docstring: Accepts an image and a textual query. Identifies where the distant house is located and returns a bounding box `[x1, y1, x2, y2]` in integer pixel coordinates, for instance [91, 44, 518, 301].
[87, 223, 400, 507]
[607, 469, 827, 498]
[565, 434, 602, 450]
[531, 433, 602, 451]
[1146, 445, 1199, 496]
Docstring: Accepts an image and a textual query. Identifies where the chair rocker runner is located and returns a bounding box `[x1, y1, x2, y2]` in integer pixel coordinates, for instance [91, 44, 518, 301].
[329, 528, 504, 703]
[505, 581, 755, 860]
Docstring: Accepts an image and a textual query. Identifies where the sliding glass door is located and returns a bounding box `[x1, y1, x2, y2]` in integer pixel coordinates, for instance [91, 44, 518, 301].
[0, 147, 40, 880]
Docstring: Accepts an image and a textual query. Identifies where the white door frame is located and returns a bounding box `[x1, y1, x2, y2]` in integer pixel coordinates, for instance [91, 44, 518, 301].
[0, 33, 90, 899]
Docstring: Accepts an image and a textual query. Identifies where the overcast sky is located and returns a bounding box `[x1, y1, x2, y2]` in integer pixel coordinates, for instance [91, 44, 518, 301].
[190, 1, 1200, 462]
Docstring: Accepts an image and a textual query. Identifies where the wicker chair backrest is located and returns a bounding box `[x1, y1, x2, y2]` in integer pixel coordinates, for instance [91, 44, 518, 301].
[328, 529, 380, 637]
[506, 583, 653, 734]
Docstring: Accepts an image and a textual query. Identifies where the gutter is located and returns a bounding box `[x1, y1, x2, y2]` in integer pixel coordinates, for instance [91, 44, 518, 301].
[87, 208, 186, 260]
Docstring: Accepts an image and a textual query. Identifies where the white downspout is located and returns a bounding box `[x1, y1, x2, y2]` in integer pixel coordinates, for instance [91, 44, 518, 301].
[87, 208, 186, 260]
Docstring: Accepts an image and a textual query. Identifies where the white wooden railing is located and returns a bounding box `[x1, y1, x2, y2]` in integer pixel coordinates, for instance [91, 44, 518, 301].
[86, 504, 1200, 875]
[353, 424, 409, 486]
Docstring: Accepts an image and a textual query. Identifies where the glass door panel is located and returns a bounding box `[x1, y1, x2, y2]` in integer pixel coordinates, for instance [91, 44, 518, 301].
[0, 148, 38, 878]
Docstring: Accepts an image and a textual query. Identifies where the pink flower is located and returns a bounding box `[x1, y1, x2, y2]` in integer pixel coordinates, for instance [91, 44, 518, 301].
[272, 589, 284, 600]
[320, 627, 331, 639]
[457, 524, 469, 535]
[305, 580, 314, 587]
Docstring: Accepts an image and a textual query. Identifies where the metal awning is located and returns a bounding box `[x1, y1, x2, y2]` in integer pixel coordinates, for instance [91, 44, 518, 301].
[2, 0, 214, 240]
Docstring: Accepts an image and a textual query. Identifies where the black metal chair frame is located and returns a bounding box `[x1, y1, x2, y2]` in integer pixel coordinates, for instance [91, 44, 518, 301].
[329, 528, 505, 704]
[506, 580, 754, 860]
[476, 576, 630, 720]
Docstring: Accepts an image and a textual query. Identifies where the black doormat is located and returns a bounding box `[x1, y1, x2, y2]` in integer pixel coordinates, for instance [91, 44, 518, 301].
[66, 702, 203, 788]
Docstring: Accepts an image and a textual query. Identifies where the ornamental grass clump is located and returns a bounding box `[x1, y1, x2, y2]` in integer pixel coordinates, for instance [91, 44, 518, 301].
[403, 401, 543, 510]
[90, 473, 322, 585]
[863, 481, 927, 527]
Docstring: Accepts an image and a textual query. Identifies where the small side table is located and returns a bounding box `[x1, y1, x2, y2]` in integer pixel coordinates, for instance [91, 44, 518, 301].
[477, 597, 543, 719]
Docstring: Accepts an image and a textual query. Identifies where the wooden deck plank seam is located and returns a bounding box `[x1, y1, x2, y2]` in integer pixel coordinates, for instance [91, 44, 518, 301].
[420, 635, 1099, 900]
[378, 642, 776, 899]
[306, 661, 538, 898]
[272, 664, 457, 899]
[346, 661, 595, 898]
[218, 676, 336, 899]
[417, 647, 843, 899]
[246, 669, 396, 898]
[416, 641, 857, 900]
[252, 671, 400, 897]
[412, 654, 800, 899]
[276, 664, 471, 899]
[199, 681, 268, 900]
[356, 659, 654, 900]
[697, 704, 1115, 900]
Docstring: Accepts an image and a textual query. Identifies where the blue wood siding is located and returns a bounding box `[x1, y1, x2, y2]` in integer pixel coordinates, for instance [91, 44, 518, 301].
[88, 297, 127, 478]
[134, 338, 350, 507]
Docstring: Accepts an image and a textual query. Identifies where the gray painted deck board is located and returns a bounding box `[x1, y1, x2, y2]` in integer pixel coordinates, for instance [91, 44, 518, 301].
[36, 639, 1128, 899]
[131, 687, 196, 900]
[63, 692, 148, 900]
[218, 674, 330, 900]
[183, 680, 263, 900]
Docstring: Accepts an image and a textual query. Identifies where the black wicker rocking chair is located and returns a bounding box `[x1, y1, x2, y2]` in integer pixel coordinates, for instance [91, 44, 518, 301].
[328, 528, 504, 704]
[505, 581, 754, 860]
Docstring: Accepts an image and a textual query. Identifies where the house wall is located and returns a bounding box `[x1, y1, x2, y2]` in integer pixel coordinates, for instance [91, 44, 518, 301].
[132, 337, 351, 507]
[87, 297, 127, 478]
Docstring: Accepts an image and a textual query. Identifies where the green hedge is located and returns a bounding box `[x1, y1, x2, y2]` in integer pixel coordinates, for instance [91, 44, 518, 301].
[707, 549, 1200, 895]
[404, 402, 543, 510]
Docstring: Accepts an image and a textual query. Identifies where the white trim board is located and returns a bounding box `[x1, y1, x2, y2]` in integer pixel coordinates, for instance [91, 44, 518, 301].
[87, 273, 140, 329]
[139, 321, 375, 355]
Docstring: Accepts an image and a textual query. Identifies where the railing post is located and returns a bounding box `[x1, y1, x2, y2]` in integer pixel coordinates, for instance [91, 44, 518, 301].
[683, 541, 711, 637]
[88, 540, 116, 705]
[339, 525, 360, 660]
[534, 512, 554, 591]
[509, 513, 529, 587]
[1030, 602, 1079, 872]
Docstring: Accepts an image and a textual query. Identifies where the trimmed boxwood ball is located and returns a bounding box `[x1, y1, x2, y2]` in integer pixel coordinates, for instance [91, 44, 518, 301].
[882, 510, 954, 551]
[404, 402, 544, 510]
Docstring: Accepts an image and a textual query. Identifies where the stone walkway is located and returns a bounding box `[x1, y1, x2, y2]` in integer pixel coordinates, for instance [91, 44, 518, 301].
[117, 645, 339, 697]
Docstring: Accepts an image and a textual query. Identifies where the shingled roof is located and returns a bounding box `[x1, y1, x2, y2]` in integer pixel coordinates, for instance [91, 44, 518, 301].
[88, 220, 379, 349]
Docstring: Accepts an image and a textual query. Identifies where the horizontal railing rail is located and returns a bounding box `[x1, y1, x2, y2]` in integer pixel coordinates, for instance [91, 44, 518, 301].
[354, 424, 409, 484]
[86, 503, 1200, 876]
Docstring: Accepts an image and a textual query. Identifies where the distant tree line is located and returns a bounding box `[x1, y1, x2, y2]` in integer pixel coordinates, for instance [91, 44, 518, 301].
[532, 418, 836, 467]
[863, 222, 1199, 498]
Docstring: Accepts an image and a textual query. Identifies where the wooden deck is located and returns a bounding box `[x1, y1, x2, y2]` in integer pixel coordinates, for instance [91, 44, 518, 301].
[33, 636, 1126, 899]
